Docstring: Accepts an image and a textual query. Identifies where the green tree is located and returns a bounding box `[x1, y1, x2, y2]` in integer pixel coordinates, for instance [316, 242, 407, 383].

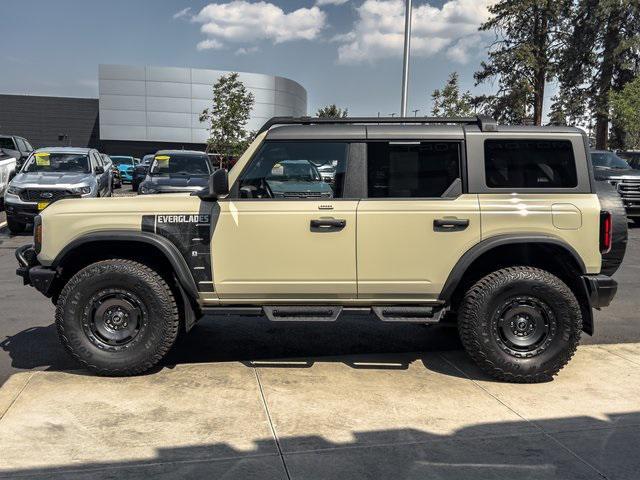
[316, 104, 348, 118]
[431, 72, 474, 117]
[611, 75, 640, 149]
[199, 72, 255, 158]
[551, 0, 640, 148]
[475, 0, 566, 125]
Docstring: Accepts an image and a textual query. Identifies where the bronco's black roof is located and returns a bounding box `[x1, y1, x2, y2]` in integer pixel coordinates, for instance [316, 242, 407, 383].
[258, 115, 498, 134]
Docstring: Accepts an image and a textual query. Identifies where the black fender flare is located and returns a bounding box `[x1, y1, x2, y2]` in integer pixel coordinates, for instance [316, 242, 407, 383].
[439, 234, 594, 334]
[50, 230, 200, 301]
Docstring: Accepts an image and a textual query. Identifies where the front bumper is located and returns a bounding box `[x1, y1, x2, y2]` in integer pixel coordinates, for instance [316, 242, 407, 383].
[582, 275, 617, 308]
[5, 200, 39, 224]
[15, 244, 57, 297]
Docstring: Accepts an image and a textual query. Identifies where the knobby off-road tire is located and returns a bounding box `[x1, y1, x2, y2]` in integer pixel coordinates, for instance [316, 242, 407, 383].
[56, 259, 179, 376]
[458, 266, 582, 383]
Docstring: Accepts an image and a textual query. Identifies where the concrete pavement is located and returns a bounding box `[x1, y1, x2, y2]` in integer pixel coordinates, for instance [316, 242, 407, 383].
[1, 344, 640, 479]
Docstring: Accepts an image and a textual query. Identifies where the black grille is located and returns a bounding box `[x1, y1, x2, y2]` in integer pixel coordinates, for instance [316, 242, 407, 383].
[19, 189, 73, 202]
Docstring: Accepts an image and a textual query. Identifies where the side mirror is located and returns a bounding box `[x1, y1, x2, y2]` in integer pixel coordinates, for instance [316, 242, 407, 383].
[200, 169, 229, 199]
[95, 166, 105, 174]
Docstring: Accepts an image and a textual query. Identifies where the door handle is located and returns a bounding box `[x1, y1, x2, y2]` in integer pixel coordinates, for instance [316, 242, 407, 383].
[310, 218, 346, 232]
[433, 218, 469, 232]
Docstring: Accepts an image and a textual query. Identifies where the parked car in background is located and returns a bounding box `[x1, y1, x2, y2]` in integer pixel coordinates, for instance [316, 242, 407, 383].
[101, 153, 121, 189]
[591, 150, 640, 221]
[617, 150, 640, 169]
[258, 159, 334, 198]
[132, 154, 153, 192]
[0, 150, 17, 210]
[0, 135, 34, 169]
[111, 156, 138, 183]
[138, 150, 212, 194]
[4, 147, 111, 233]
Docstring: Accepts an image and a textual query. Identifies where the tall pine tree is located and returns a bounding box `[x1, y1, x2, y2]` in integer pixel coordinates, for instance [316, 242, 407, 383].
[551, 0, 640, 148]
[474, 0, 565, 125]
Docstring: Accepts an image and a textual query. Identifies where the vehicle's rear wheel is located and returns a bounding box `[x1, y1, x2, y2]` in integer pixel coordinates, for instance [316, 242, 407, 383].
[7, 216, 27, 234]
[56, 259, 179, 376]
[458, 266, 581, 383]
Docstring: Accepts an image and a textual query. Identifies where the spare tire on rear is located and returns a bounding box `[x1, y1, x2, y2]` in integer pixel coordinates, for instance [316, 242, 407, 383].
[595, 180, 627, 276]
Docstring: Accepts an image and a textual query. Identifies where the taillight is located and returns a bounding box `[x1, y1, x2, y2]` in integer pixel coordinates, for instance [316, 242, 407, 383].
[600, 211, 612, 254]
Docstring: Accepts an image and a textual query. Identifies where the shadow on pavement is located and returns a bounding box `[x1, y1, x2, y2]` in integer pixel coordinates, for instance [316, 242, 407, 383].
[2, 412, 639, 479]
[0, 315, 462, 376]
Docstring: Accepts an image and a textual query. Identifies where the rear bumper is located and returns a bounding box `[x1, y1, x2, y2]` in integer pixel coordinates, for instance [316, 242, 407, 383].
[582, 275, 617, 308]
[15, 244, 57, 297]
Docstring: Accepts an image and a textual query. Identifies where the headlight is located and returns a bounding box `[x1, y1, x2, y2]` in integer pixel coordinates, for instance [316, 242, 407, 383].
[7, 185, 22, 195]
[70, 186, 92, 195]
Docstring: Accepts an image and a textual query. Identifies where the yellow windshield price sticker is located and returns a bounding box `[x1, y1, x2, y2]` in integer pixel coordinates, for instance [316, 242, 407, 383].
[35, 152, 51, 166]
[155, 155, 170, 168]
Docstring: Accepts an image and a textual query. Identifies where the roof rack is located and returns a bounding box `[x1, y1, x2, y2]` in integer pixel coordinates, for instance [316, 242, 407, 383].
[257, 115, 498, 135]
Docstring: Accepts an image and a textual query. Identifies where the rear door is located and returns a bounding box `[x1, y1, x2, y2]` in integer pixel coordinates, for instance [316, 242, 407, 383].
[357, 130, 481, 300]
[212, 140, 360, 300]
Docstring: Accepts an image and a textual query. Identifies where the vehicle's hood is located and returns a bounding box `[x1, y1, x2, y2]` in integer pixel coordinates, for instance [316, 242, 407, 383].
[12, 171, 92, 188]
[267, 180, 332, 193]
[145, 175, 208, 190]
[594, 166, 640, 181]
[118, 164, 134, 172]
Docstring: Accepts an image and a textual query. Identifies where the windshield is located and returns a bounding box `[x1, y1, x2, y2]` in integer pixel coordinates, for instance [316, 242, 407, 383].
[112, 157, 134, 167]
[150, 154, 210, 176]
[0, 138, 16, 150]
[23, 152, 90, 173]
[591, 152, 631, 170]
[267, 160, 321, 182]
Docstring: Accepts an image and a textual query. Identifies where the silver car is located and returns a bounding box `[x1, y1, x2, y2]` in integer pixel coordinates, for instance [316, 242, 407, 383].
[4, 147, 111, 234]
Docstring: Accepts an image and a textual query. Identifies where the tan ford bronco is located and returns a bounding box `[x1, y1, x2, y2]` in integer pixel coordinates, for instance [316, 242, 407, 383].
[15, 116, 626, 382]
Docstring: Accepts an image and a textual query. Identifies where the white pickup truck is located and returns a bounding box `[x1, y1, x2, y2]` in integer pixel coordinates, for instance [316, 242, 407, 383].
[0, 153, 17, 209]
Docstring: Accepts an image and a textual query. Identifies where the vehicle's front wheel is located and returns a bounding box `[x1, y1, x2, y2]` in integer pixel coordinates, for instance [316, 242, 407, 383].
[458, 266, 581, 383]
[56, 259, 180, 376]
[7, 216, 27, 234]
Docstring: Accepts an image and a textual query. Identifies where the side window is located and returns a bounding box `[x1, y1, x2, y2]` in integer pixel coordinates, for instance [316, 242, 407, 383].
[485, 140, 577, 188]
[367, 141, 461, 198]
[238, 141, 348, 199]
[23, 140, 34, 151]
[16, 138, 28, 152]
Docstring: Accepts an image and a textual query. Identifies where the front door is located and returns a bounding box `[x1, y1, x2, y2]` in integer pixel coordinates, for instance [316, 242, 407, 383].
[212, 140, 358, 301]
[357, 140, 481, 300]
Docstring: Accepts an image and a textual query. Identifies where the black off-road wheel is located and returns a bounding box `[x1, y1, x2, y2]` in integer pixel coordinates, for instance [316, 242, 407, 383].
[56, 259, 179, 376]
[458, 266, 582, 383]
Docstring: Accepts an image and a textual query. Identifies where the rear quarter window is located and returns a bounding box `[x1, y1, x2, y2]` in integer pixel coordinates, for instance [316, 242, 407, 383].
[485, 139, 577, 189]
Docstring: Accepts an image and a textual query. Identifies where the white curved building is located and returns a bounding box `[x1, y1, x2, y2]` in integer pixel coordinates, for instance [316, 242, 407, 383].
[98, 64, 307, 147]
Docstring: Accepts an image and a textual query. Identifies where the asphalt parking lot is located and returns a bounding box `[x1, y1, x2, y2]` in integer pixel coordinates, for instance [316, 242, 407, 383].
[1, 206, 640, 479]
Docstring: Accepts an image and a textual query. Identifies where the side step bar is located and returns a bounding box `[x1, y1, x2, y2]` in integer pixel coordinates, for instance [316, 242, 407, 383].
[263, 306, 342, 322]
[372, 306, 445, 323]
[201, 305, 446, 323]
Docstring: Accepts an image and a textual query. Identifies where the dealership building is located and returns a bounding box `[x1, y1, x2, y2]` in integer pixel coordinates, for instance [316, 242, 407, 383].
[0, 64, 308, 157]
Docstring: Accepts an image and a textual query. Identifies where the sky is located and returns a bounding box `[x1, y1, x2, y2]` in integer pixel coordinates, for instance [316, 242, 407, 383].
[2, 0, 502, 117]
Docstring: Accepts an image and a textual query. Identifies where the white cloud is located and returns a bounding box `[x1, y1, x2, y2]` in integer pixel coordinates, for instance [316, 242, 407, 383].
[197, 39, 224, 51]
[316, 0, 349, 5]
[235, 46, 259, 55]
[336, 0, 495, 64]
[192, 1, 327, 51]
[173, 7, 191, 19]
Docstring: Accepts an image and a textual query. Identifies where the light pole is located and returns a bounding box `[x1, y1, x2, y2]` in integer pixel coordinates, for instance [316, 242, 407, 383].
[400, 0, 413, 117]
